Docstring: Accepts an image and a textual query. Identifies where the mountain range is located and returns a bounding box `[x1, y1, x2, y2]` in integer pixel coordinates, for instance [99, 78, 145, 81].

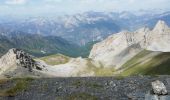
[1, 11, 170, 46]
[0, 11, 170, 58]
[0, 32, 80, 57]
[0, 20, 170, 78]
[0, 31, 96, 57]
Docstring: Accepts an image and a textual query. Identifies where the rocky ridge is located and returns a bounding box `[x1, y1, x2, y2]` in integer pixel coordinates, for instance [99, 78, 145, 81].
[0, 20, 170, 78]
[0, 49, 97, 78]
[89, 20, 170, 69]
[0, 48, 48, 78]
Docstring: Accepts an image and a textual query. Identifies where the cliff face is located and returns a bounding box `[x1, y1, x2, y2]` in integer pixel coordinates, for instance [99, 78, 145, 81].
[0, 48, 48, 78]
[89, 20, 170, 69]
[0, 49, 17, 75]
[147, 20, 170, 51]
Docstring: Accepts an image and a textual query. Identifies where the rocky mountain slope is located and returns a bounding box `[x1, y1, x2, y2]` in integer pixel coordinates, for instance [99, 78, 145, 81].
[147, 21, 170, 51]
[89, 20, 170, 69]
[0, 48, 50, 78]
[0, 20, 170, 78]
[0, 49, 99, 78]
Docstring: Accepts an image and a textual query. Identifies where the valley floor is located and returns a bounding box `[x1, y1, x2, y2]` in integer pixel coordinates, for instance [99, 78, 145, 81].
[0, 76, 170, 100]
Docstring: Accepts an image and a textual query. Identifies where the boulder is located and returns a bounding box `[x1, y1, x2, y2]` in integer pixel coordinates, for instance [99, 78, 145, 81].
[151, 80, 168, 95]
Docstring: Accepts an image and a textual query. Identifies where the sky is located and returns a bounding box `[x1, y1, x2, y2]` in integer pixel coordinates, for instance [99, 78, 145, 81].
[0, 0, 170, 17]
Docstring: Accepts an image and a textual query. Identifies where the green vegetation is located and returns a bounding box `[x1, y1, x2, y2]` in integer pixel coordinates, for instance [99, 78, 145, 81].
[0, 78, 34, 97]
[86, 59, 115, 76]
[72, 80, 103, 89]
[94, 68, 115, 76]
[114, 76, 126, 80]
[121, 50, 153, 69]
[120, 50, 170, 76]
[0, 33, 98, 58]
[38, 54, 70, 65]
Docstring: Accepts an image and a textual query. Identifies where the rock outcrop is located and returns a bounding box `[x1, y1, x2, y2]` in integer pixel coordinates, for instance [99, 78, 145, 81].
[14, 48, 44, 72]
[151, 80, 168, 95]
[147, 20, 170, 52]
[0, 48, 48, 78]
[0, 49, 17, 75]
[89, 20, 170, 69]
[0, 49, 97, 77]
[89, 31, 142, 68]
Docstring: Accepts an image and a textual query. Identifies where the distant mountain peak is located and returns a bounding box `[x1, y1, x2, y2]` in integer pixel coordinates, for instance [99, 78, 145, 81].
[153, 20, 169, 32]
[89, 20, 170, 69]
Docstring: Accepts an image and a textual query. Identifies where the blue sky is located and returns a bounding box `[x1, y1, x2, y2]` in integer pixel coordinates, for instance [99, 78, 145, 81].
[0, 0, 170, 17]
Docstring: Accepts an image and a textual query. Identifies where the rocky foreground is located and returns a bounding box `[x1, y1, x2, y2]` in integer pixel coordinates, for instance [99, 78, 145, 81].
[0, 76, 170, 100]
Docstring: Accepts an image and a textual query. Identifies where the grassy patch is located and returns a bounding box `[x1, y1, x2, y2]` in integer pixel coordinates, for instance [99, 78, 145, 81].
[114, 75, 126, 80]
[38, 54, 70, 65]
[72, 80, 82, 88]
[72, 80, 103, 89]
[121, 50, 153, 69]
[86, 59, 115, 76]
[120, 51, 170, 76]
[85, 82, 103, 89]
[94, 68, 115, 76]
[0, 78, 34, 97]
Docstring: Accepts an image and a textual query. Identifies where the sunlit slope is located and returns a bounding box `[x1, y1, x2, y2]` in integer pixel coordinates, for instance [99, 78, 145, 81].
[37, 54, 70, 65]
[120, 50, 170, 76]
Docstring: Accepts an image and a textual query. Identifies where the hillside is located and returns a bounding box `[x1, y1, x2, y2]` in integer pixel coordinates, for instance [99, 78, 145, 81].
[37, 54, 70, 65]
[0, 48, 96, 78]
[119, 50, 170, 76]
[89, 20, 170, 69]
[0, 32, 90, 57]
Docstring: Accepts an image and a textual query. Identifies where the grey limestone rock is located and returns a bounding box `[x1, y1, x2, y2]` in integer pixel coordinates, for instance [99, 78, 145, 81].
[151, 80, 168, 95]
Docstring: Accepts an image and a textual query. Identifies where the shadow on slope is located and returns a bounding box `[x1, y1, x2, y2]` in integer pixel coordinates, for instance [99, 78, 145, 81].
[120, 50, 170, 76]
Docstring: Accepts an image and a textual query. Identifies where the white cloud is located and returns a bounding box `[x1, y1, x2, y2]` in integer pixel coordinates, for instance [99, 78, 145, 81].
[129, 0, 135, 3]
[1, 0, 169, 17]
[5, 0, 27, 5]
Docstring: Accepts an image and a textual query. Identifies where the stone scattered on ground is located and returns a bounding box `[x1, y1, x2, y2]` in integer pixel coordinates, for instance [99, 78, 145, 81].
[151, 80, 168, 95]
[0, 76, 170, 100]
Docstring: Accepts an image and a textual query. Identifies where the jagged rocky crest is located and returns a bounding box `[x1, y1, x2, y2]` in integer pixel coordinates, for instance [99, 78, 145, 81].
[13, 48, 43, 72]
[0, 48, 48, 78]
[89, 20, 170, 69]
